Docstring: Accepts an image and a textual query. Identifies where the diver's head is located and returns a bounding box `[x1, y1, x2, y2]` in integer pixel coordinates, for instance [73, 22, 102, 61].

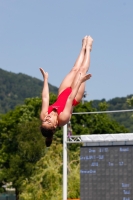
[42, 111, 58, 129]
[40, 112, 58, 146]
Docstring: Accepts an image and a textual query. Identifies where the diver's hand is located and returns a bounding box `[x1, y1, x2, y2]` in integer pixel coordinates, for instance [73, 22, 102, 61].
[39, 68, 48, 80]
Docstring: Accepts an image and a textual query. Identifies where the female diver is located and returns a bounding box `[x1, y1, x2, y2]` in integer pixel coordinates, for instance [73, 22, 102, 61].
[40, 35, 93, 146]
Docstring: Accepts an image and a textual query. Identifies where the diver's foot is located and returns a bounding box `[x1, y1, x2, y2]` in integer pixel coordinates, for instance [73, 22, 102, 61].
[82, 35, 87, 49]
[45, 137, 53, 147]
[80, 73, 92, 83]
[86, 36, 93, 51]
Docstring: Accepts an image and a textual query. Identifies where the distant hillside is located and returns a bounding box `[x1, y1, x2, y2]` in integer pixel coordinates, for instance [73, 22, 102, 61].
[92, 96, 133, 132]
[0, 68, 58, 113]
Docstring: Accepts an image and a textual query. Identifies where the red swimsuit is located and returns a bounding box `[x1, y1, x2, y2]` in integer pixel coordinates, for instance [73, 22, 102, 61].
[48, 87, 79, 115]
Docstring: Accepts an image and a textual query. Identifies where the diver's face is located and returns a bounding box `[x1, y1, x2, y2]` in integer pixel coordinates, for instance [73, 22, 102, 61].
[42, 113, 58, 129]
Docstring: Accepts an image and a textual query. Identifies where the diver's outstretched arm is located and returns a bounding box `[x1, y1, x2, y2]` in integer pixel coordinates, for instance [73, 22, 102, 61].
[39, 68, 49, 121]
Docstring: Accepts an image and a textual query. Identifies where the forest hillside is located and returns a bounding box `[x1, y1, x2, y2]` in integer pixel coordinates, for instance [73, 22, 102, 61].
[0, 68, 58, 113]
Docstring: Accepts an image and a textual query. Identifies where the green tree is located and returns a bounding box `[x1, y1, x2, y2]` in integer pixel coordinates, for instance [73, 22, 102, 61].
[20, 143, 63, 200]
[127, 96, 133, 119]
[0, 97, 46, 199]
[0, 97, 129, 200]
[71, 101, 128, 135]
[20, 143, 80, 200]
[0, 119, 45, 199]
[127, 96, 133, 107]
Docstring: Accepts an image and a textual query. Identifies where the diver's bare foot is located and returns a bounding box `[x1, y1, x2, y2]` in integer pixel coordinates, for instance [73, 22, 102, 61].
[80, 73, 92, 83]
[86, 36, 93, 51]
[82, 36, 87, 49]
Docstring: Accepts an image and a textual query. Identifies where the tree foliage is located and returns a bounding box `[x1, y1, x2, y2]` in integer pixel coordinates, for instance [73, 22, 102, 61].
[71, 101, 128, 135]
[92, 96, 133, 132]
[0, 94, 129, 199]
[20, 143, 80, 200]
[127, 96, 133, 107]
[127, 96, 133, 119]
[0, 97, 44, 199]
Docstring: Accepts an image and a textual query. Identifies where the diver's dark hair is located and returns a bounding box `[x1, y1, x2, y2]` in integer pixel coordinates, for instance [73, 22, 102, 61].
[40, 126, 55, 138]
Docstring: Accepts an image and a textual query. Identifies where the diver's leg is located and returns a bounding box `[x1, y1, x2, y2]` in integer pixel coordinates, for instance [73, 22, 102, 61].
[74, 36, 93, 102]
[58, 36, 87, 96]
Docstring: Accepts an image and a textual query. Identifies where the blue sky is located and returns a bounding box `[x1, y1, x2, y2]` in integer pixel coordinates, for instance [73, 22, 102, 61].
[0, 0, 133, 101]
